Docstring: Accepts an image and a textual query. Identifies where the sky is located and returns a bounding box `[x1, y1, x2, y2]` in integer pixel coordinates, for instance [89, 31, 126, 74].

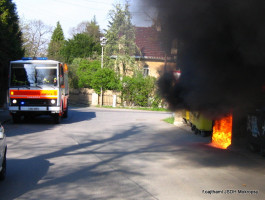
[12, 0, 154, 38]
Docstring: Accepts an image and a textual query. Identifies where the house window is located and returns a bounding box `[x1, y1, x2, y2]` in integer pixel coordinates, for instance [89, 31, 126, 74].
[143, 65, 149, 77]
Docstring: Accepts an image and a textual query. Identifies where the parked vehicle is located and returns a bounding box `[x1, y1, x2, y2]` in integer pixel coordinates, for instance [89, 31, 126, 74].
[0, 123, 7, 180]
[8, 57, 69, 123]
[247, 109, 265, 156]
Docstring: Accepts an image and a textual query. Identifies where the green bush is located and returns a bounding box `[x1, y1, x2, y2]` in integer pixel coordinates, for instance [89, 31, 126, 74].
[77, 59, 100, 88]
[121, 73, 157, 107]
[68, 58, 120, 92]
[150, 94, 163, 108]
[91, 67, 121, 93]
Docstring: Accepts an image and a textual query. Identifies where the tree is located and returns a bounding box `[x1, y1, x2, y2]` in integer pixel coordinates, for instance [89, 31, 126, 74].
[105, 2, 138, 76]
[47, 21, 65, 60]
[21, 19, 52, 57]
[0, 0, 24, 105]
[70, 16, 102, 41]
[61, 33, 101, 63]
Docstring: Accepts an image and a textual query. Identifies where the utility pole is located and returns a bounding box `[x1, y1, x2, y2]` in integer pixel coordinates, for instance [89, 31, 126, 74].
[100, 37, 107, 107]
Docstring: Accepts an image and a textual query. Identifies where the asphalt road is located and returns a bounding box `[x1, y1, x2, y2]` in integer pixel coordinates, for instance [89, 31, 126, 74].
[0, 107, 264, 200]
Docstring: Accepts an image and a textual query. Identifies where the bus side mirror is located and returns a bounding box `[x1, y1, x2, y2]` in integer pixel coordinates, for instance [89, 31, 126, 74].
[59, 64, 65, 86]
[60, 76, 64, 86]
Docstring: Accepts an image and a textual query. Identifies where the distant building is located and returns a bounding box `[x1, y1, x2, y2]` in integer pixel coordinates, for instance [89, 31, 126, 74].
[135, 26, 177, 78]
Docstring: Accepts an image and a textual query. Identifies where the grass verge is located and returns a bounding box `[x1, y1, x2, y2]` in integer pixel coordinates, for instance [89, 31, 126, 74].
[97, 105, 169, 112]
[163, 116, 175, 124]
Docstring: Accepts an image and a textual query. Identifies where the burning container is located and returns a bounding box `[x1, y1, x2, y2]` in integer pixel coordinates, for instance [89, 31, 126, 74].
[211, 114, 232, 149]
[181, 110, 190, 124]
[247, 109, 265, 156]
[189, 112, 213, 137]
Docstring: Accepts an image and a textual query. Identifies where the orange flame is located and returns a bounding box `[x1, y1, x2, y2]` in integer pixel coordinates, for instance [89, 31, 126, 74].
[211, 114, 232, 149]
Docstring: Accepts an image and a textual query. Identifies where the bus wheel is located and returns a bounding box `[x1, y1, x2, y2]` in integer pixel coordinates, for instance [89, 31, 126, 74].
[53, 114, 61, 124]
[12, 114, 20, 123]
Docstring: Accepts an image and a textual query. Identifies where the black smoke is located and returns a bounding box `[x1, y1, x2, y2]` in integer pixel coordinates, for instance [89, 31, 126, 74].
[145, 0, 265, 119]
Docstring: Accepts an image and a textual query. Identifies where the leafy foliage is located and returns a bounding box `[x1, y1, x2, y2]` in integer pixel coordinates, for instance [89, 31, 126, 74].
[47, 21, 65, 60]
[121, 73, 156, 107]
[68, 58, 82, 89]
[150, 93, 165, 108]
[61, 33, 101, 63]
[91, 67, 121, 94]
[0, 0, 24, 105]
[69, 58, 120, 94]
[76, 59, 101, 88]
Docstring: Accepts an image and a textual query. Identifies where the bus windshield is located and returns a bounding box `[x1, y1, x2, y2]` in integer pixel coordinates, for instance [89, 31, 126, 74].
[10, 63, 58, 87]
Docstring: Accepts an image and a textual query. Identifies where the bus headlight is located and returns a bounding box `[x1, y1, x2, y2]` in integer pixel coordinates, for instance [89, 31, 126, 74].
[51, 99, 56, 104]
[12, 99, 17, 104]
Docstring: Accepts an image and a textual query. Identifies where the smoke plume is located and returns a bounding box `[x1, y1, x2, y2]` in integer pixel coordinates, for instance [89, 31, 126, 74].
[145, 0, 265, 119]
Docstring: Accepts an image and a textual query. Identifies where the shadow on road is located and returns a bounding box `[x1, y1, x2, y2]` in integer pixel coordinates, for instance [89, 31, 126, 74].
[151, 128, 265, 170]
[5, 108, 96, 137]
[1, 112, 265, 199]
[0, 158, 51, 200]
[12, 107, 96, 125]
[0, 124, 158, 199]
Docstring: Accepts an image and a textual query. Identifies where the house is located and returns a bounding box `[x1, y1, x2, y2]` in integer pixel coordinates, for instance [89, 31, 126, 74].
[135, 26, 177, 78]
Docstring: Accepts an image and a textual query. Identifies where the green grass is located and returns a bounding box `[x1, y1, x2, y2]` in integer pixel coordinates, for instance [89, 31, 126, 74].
[163, 116, 175, 124]
[96, 105, 169, 112]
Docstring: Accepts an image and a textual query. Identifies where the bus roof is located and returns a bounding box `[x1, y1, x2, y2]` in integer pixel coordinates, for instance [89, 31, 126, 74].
[10, 59, 61, 65]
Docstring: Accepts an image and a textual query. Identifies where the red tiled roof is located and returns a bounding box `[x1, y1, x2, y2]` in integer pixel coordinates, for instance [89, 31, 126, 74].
[135, 27, 167, 59]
